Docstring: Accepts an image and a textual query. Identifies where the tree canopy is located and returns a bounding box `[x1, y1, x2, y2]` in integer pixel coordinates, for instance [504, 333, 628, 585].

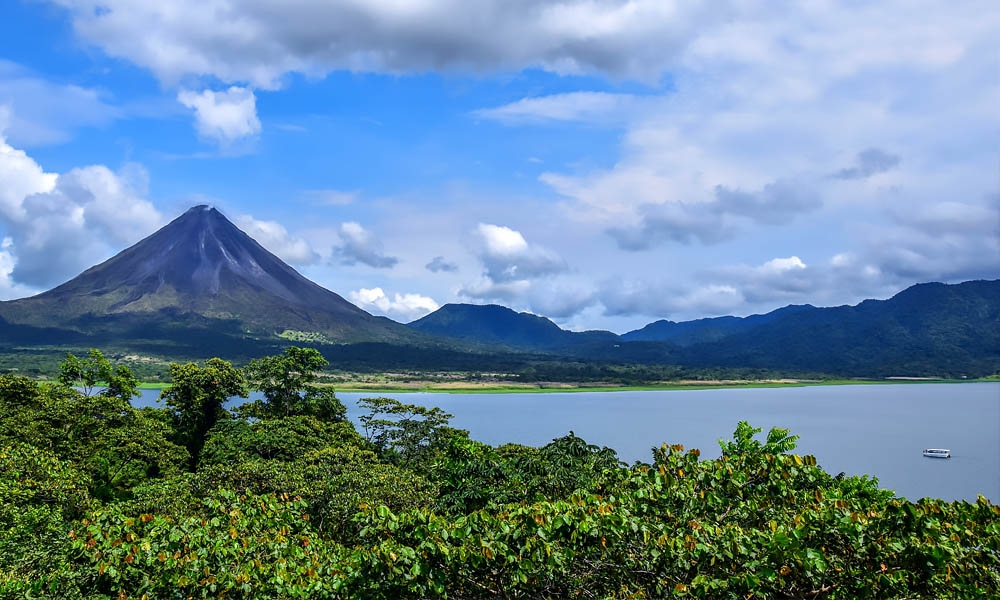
[1, 349, 997, 598]
[242, 346, 347, 422]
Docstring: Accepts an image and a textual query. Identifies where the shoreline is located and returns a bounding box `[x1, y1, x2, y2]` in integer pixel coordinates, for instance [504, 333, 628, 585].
[135, 377, 993, 394]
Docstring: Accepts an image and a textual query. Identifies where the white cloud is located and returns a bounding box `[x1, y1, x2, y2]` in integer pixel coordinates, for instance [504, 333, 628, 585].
[11, 164, 162, 287]
[475, 223, 565, 282]
[759, 256, 806, 275]
[473, 92, 650, 125]
[301, 189, 358, 206]
[459, 278, 532, 304]
[52, 0, 727, 87]
[523, 279, 597, 319]
[711, 256, 813, 304]
[0, 60, 120, 146]
[235, 215, 319, 266]
[0, 237, 39, 300]
[177, 86, 260, 144]
[459, 224, 589, 318]
[350, 287, 439, 322]
[335, 222, 398, 268]
[0, 126, 162, 289]
[0, 116, 57, 219]
[600, 279, 745, 318]
[527, 0, 999, 321]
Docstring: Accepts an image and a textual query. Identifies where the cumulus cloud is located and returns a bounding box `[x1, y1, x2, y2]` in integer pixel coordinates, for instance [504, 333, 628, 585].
[0, 122, 164, 289]
[474, 223, 565, 282]
[598, 253, 892, 320]
[458, 225, 590, 317]
[0, 60, 120, 146]
[600, 279, 745, 318]
[11, 165, 162, 287]
[523, 280, 598, 319]
[608, 179, 820, 250]
[235, 215, 319, 266]
[335, 222, 398, 268]
[539, 1, 998, 277]
[858, 201, 1000, 283]
[349, 287, 439, 322]
[425, 256, 458, 273]
[473, 92, 650, 125]
[0, 116, 57, 219]
[458, 278, 532, 304]
[52, 0, 726, 87]
[177, 86, 261, 144]
[461, 277, 597, 320]
[710, 256, 814, 304]
[832, 148, 901, 180]
[0, 237, 38, 300]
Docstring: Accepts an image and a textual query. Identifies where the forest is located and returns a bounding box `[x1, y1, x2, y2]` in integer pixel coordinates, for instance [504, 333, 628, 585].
[1, 348, 997, 599]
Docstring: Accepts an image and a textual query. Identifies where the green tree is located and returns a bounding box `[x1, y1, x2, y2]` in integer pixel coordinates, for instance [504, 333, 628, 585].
[243, 346, 346, 421]
[358, 396, 466, 470]
[160, 358, 247, 468]
[199, 416, 363, 465]
[58, 349, 138, 402]
[0, 375, 187, 503]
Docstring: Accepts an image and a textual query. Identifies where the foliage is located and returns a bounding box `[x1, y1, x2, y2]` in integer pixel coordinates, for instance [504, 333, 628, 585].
[0, 373, 188, 503]
[58, 349, 139, 401]
[433, 434, 623, 514]
[358, 396, 467, 471]
[2, 353, 999, 599]
[159, 357, 248, 466]
[0, 443, 92, 594]
[199, 416, 364, 465]
[243, 346, 347, 421]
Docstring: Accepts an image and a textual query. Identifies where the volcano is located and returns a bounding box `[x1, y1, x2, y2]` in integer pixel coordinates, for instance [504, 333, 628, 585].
[0, 205, 418, 349]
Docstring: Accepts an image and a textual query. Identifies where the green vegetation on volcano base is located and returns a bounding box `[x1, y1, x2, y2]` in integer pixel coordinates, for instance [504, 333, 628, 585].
[2, 350, 998, 598]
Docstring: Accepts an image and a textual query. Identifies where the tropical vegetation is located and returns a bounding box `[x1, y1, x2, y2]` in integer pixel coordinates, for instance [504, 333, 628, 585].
[1, 348, 997, 598]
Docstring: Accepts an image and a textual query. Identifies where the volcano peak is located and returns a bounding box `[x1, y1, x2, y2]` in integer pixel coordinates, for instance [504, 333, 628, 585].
[0, 206, 417, 345]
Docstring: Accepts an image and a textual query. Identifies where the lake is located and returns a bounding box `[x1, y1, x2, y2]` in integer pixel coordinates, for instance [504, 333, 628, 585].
[135, 382, 1000, 503]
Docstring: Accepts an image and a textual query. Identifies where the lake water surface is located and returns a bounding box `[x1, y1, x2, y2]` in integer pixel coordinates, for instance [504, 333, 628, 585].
[136, 382, 1000, 503]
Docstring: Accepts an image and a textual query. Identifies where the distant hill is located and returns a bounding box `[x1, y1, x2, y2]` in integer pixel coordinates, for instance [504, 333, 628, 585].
[409, 303, 618, 352]
[671, 280, 1000, 376]
[0, 205, 995, 377]
[0, 206, 420, 355]
[622, 305, 815, 346]
[408, 281, 1000, 377]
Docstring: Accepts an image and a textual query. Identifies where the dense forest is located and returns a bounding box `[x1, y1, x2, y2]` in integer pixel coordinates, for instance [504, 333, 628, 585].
[1, 348, 997, 598]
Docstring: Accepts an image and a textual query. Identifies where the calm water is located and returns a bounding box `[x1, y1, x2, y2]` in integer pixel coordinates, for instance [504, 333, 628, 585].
[136, 382, 1000, 503]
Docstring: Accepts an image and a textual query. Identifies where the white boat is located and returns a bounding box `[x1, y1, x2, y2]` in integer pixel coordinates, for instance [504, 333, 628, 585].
[922, 448, 951, 458]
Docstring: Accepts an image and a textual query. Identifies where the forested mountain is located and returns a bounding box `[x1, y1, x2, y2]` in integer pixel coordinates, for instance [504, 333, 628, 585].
[622, 305, 815, 346]
[412, 280, 1000, 377]
[0, 205, 995, 377]
[669, 280, 1000, 376]
[409, 303, 618, 351]
[0, 206, 420, 352]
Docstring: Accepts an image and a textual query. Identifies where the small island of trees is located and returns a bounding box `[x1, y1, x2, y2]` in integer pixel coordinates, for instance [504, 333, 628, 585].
[1, 348, 997, 598]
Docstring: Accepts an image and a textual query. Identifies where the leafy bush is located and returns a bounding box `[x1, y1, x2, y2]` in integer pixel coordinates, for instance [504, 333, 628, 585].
[3, 352, 998, 598]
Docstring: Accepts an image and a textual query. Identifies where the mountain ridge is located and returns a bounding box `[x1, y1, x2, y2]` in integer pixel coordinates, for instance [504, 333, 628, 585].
[409, 303, 618, 351]
[410, 280, 1000, 376]
[0, 205, 995, 376]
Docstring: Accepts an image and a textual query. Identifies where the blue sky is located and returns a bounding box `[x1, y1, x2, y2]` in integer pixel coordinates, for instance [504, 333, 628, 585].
[0, 0, 996, 332]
